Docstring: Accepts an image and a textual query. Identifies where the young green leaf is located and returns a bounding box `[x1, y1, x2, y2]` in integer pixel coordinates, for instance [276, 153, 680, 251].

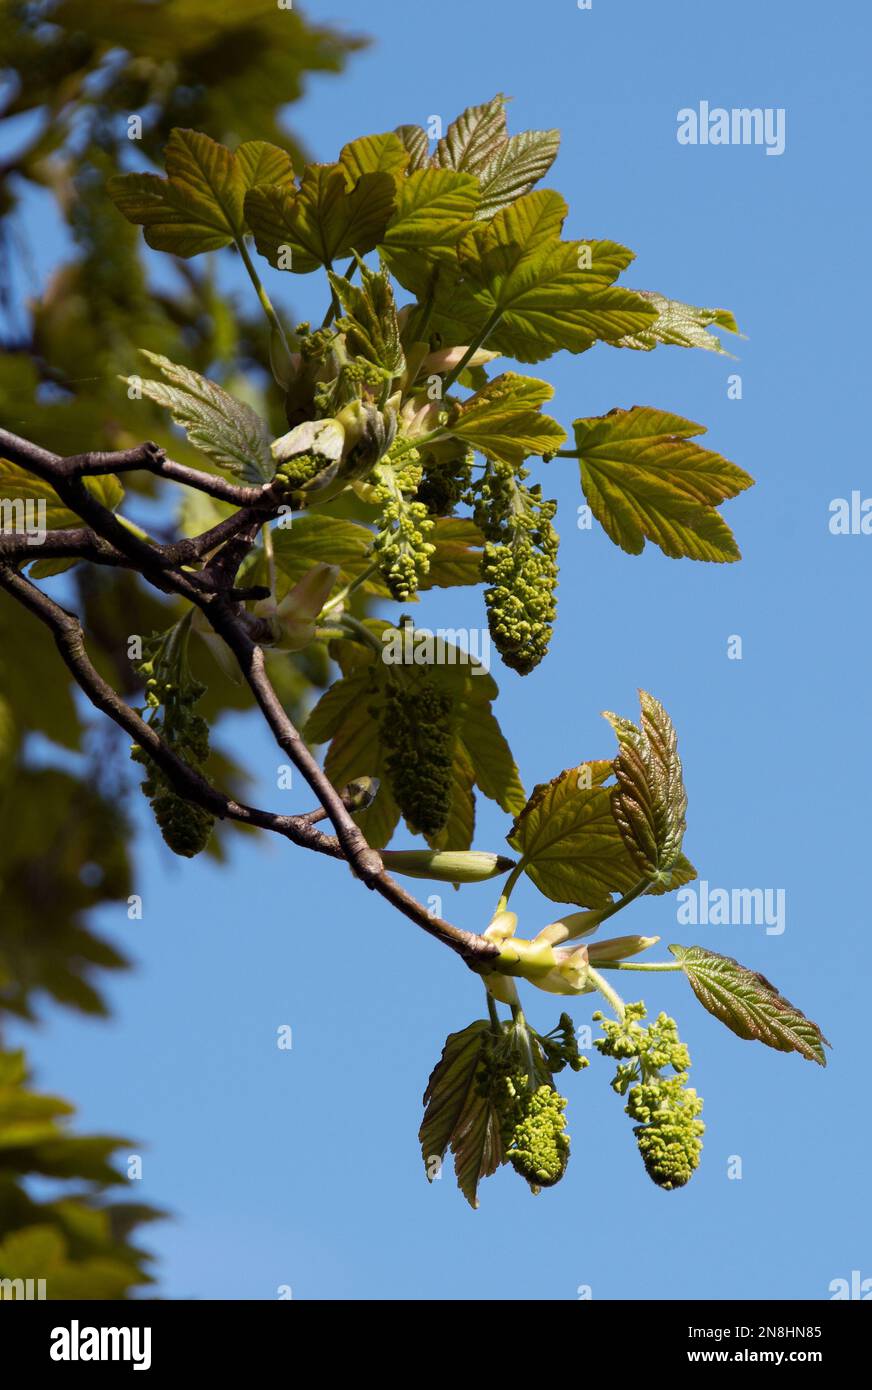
[669, 946, 830, 1066]
[418, 517, 484, 589]
[328, 261, 404, 375]
[338, 131, 409, 183]
[108, 128, 257, 257]
[603, 690, 687, 883]
[381, 168, 480, 249]
[393, 123, 431, 173]
[448, 372, 567, 467]
[419, 1020, 505, 1209]
[0, 458, 124, 531]
[507, 763, 642, 908]
[475, 128, 561, 219]
[235, 140, 296, 196]
[129, 351, 273, 481]
[379, 168, 479, 297]
[435, 94, 509, 175]
[614, 292, 741, 354]
[245, 163, 396, 273]
[428, 191, 657, 363]
[573, 406, 754, 561]
[270, 515, 391, 600]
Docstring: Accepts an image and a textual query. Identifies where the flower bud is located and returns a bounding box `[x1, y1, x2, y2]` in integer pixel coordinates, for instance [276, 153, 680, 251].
[271, 418, 345, 467]
[534, 946, 592, 996]
[492, 935, 557, 981]
[483, 910, 518, 944]
[421, 345, 500, 374]
[254, 562, 339, 651]
[398, 396, 444, 440]
[343, 777, 380, 811]
[586, 935, 660, 964]
[380, 849, 516, 884]
[534, 910, 602, 947]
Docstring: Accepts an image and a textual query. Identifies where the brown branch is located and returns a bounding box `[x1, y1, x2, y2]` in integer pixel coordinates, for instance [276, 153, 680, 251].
[49, 437, 278, 508]
[0, 561, 496, 970]
[0, 526, 133, 566]
[206, 601, 385, 886]
[0, 425, 298, 583]
[0, 427, 207, 602]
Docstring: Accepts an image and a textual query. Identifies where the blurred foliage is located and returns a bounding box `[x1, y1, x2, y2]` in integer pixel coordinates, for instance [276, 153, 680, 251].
[0, 0, 362, 1294]
[0, 1048, 161, 1296]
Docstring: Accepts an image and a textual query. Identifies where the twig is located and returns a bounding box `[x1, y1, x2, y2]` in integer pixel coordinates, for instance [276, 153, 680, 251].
[0, 552, 495, 970]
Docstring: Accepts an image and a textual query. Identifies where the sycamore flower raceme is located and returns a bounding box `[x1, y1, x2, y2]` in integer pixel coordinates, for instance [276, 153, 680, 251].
[507, 1084, 570, 1190]
[473, 460, 559, 675]
[595, 1004, 705, 1190]
[130, 623, 215, 858]
[376, 674, 454, 838]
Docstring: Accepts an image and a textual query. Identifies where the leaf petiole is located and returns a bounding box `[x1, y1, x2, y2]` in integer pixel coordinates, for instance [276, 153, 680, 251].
[441, 308, 504, 392]
[595, 960, 683, 972]
[493, 858, 525, 916]
[235, 235, 293, 363]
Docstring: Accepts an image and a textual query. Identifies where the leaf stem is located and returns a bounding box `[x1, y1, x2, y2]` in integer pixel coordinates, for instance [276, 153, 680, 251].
[594, 876, 653, 928]
[321, 257, 357, 328]
[441, 308, 503, 393]
[596, 960, 683, 973]
[336, 611, 384, 655]
[493, 858, 525, 917]
[262, 522, 276, 598]
[235, 236, 293, 361]
[318, 561, 380, 619]
[486, 991, 502, 1031]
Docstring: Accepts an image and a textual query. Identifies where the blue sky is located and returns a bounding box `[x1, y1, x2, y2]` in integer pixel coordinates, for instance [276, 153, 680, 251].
[4, 0, 871, 1299]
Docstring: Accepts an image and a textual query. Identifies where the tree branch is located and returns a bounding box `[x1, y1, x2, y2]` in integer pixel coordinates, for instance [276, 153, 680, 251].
[0, 559, 495, 970]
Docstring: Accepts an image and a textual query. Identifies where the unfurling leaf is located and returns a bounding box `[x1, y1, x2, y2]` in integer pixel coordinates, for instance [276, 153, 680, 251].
[328, 260, 405, 376]
[614, 291, 741, 355]
[603, 690, 687, 883]
[419, 1021, 504, 1209]
[507, 762, 641, 908]
[669, 945, 830, 1066]
[428, 191, 657, 363]
[435, 94, 510, 175]
[448, 372, 566, 468]
[393, 124, 431, 173]
[107, 129, 294, 258]
[573, 406, 753, 561]
[475, 128, 561, 219]
[128, 351, 273, 482]
[433, 95, 560, 219]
